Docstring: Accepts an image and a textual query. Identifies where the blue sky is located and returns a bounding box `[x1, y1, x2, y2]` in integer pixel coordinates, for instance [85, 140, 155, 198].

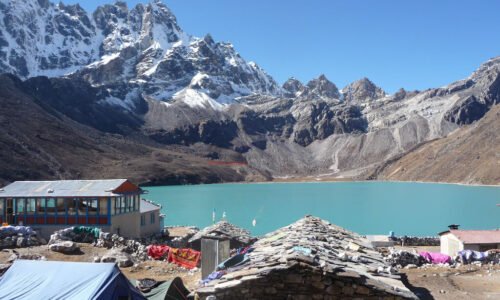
[65, 0, 500, 93]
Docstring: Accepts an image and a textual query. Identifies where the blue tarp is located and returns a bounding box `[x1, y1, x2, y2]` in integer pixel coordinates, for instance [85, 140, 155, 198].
[0, 260, 145, 300]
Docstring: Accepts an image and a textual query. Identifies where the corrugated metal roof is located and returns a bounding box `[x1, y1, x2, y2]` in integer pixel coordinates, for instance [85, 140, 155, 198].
[447, 229, 500, 244]
[140, 199, 161, 213]
[0, 179, 131, 197]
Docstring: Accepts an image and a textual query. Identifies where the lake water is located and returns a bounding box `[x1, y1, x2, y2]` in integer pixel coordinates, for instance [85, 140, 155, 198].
[144, 182, 499, 237]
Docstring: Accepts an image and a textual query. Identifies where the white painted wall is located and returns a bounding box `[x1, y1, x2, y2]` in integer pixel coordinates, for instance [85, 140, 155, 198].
[440, 233, 463, 256]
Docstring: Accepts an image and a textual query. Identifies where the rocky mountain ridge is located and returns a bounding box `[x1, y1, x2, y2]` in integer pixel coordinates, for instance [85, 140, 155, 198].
[0, 0, 498, 185]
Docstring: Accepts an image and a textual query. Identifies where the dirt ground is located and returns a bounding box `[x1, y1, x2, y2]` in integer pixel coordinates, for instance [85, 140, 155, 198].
[391, 246, 500, 299]
[0, 243, 201, 291]
[402, 264, 500, 299]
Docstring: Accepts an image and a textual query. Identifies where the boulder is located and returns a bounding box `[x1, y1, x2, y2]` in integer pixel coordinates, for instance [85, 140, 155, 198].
[100, 249, 133, 267]
[49, 241, 79, 254]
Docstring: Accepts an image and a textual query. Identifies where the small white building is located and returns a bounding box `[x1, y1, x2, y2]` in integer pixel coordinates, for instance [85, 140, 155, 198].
[139, 199, 163, 237]
[439, 228, 500, 256]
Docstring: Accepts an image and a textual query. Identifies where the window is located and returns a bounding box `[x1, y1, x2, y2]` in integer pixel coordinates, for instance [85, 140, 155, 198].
[67, 198, 77, 215]
[124, 197, 129, 213]
[140, 215, 145, 226]
[56, 198, 65, 213]
[46, 198, 56, 213]
[127, 196, 133, 212]
[77, 198, 87, 215]
[136, 195, 140, 211]
[99, 198, 108, 215]
[87, 198, 98, 215]
[119, 197, 124, 214]
[26, 198, 36, 214]
[150, 212, 155, 224]
[16, 198, 25, 214]
[36, 198, 45, 213]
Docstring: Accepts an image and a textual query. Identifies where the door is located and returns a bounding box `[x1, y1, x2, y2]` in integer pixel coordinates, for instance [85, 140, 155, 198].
[6, 198, 13, 224]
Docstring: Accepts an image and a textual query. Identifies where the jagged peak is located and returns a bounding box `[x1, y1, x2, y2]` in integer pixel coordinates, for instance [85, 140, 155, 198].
[301, 74, 340, 99]
[203, 33, 215, 45]
[342, 77, 385, 102]
[317, 74, 328, 80]
[282, 77, 305, 97]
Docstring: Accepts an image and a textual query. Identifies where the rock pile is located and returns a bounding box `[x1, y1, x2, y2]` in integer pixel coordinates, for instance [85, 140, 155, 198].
[92, 233, 149, 265]
[0, 226, 43, 249]
[48, 227, 97, 254]
[188, 221, 255, 251]
[391, 236, 440, 246]
[48, 227, 148, 262]
[384, 248, 425, 267]
[194, 215, 417, 300]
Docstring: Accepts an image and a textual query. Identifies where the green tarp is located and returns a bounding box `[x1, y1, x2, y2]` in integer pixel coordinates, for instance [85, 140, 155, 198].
[130, 277, 189, 300]
[73, 226, 101, 238]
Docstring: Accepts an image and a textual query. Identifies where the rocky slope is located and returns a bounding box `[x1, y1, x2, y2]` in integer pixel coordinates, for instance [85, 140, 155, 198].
[0, 0, 498, 185]
[0, 74, 267, 186]
[376, 104, 500, 185]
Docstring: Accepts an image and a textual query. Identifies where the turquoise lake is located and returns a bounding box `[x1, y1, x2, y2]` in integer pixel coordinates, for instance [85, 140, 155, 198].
[144, 182, 499, 237]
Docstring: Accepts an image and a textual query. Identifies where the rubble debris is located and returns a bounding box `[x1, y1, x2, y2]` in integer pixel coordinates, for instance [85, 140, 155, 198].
[384, 248, 425, 267]
[188, 221, 255, 251]
[194, 215, 417, 300]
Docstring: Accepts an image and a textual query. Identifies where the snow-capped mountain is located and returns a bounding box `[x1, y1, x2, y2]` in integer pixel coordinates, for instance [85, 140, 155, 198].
[0, 0, 281, 106]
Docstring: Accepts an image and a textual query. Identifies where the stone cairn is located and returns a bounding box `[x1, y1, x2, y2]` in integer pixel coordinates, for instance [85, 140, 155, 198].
[0, 226, 43, 249]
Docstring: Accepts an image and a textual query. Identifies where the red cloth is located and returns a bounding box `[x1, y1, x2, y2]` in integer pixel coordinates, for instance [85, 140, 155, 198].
[147, 245, 170, 260]
[168, 248, 201, 269]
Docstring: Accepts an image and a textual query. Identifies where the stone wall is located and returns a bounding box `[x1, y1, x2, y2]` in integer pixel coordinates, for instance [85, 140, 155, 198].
[196, 266, 410, 300]
[391, 236, 440, 246]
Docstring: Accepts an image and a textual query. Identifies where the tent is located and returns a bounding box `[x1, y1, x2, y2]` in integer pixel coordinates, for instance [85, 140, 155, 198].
[0, 260, 145, 300]
[131, 277, 190, 300]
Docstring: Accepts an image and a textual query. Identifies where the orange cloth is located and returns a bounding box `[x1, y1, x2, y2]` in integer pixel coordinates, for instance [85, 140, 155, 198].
[168, 247, 201, 269]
